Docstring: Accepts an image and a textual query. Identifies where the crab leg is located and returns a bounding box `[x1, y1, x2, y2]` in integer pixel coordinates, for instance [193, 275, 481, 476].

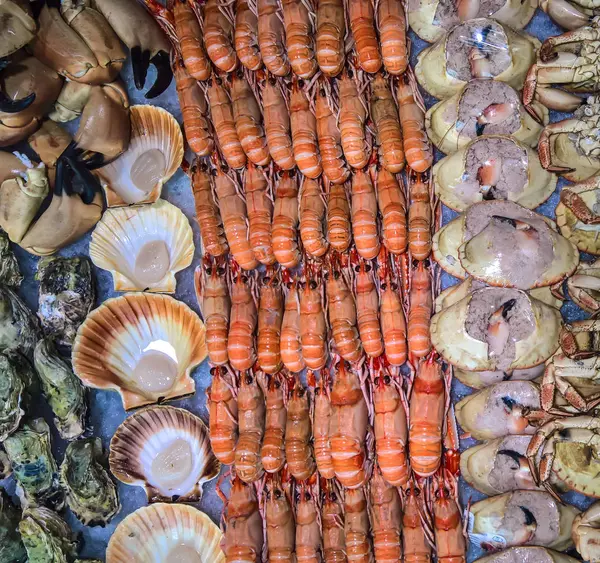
[523, 64, 583, 115]
[570, 274, 600, 290]
[560, 188, 600, 224]
[540, 0, 591, 30]
[537, 118, 586, 172]
[540, 20, 600, 58]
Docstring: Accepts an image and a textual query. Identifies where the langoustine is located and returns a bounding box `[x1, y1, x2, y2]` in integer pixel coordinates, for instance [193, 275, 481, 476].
[290, 80, 322, 178]
[235, 0, 262, 71]
[204, 0, 238, 72]
[265, 474, 295, 562]
[258, 0, 290, 76]
[260, 373, 287, 473]
[282, 0, 317, 79]
[285, 379, 316, 481]
[344, 488, 372, 562]
[228, 266, 258, 371]
[354, 256, 384, 358]
[207, 366, 238, 465]
[370, 468, 403, 561]
[300, 177, 329, 258]
[315, 0, 345, 77]
[351, 168, 380, 260]
[311, 369, 334, 479]
[257, 271, 284, 374]
[272, 171, 301, 269]
[262, 77, 294, 169]
[280, 272, 306, 373]
[245, 162, 275, 266]
[299, 266, 328, 371]
[224, 477, 263, 562]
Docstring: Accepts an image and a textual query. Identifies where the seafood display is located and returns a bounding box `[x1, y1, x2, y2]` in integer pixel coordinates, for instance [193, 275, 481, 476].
[2, 0, 600, 561]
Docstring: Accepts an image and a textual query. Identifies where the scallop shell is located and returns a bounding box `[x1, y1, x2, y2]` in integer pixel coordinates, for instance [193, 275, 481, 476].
[109, 406, 220, 503]
[72, 293, 206, 410]
[106, 503, 224, 563]
[96, 105, 183, 207]
[89, 199, 194, 293]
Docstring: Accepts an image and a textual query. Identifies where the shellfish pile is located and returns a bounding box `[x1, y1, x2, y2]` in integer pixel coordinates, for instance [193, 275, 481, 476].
[2, 0, 600, 561]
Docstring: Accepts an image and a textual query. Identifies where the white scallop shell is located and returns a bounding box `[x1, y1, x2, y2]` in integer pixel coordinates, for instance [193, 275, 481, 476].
[97, 105, 183, 206]
[89, 199, 194, 293]
[72, 293, 206, 410]
[109, 405, 220, 502]
[106, 503, 224, 563]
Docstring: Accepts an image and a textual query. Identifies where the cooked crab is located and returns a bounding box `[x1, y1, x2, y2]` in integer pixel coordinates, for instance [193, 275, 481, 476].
[0, 0, 37, 61]
[474, 547, 581, 563]
[0, 286, 40, 359]
[567, 258, 600, 313]
[433, 135, 557, 211]
[0, 489, 26, 563]
[431, 287, 562, 372]
[36, 256, 94, 349]
[426, 79, 547, 155]
[34, 339, 87, 440]
[541, 0, 600, 30]
[527, 415, 600, 498]
[572, 501, 600, 563]
[60, 438, 120, 526]
[416, 19, 538, 100]
[524, 20, 600, 119]
[3, 418, 64, 510]
[432, 200, 579, 289]
[468, 490, 579, 551]
[408, 0, 536, 43]
[538, 95, 600, 182]
[556, 174, 600, 254]
[18, 507, 77, 563]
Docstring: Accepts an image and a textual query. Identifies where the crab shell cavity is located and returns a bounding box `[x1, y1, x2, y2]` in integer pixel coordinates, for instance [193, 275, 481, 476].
[433, 135, 556, 212]
[89, 199, 194, 293]
[97, 105, 183, 206]
[72, 293, 207, 410]
[110, 406, 220, 502]
[431, 287, 561, 372]
[107, 503, 225, 563]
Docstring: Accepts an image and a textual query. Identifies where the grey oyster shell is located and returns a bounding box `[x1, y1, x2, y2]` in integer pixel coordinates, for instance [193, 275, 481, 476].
[0, 489, 26, 563]
[3, 419, 64, 510]
[0, 353, 36, 441]
[0, 230, 22, 288]
[0, 286, 39, 358]
[33, 338, 86, 440]
[60, 438, 120, 527]
[18, 507, 78, 563]
[36, 256, 94, 349]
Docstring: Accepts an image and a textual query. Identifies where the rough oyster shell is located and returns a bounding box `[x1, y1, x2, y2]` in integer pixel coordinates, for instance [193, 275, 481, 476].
[0, 229, 22, 287]
[90, 199, 194, 293]
[107, 503, 225, 563]
[72, 293, 207, 410]
[0, 353, 35, 442]
[556, 179, 600, 255]
[431, 287, 561, 372]
[18, 507, 77, 563]
[96, 105, 184, 206]
[36, 256, 94, 349]
[426, 80, 546, 155]
[567, 259, 600, 314]
[0, 286, 40, 358]
[416, 20, 538, 100]
[0, 489, 26, 563]
[60, 437, 120, 526]
[433, 135, 557, 212]
[110, 405, 219, 503]
[432, 201, 579, 289]
[3, 418, 64, 510]
[34, 338, 86, 440]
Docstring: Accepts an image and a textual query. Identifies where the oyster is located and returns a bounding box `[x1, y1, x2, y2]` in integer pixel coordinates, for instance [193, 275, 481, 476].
[107, 503, 225, 563]
[0, 353, 35, 441]
[0, 285, 40, 358]
[36, 256, 94, 349]
[433, 200, 579, 289]
[90, 199, 194, 293]
[60, 438, 120, 526]
[72, 293, 207, 409]
[431, 287, 561, 372]
[18, 507, 77, 563]
[97, 105, 184, 206]
[33, 338, 86, 440]
[0, 229, 22, 287]
[110, 405, 220, 503]
[0, 489, 26, 563]
[3, 418, 64, 510]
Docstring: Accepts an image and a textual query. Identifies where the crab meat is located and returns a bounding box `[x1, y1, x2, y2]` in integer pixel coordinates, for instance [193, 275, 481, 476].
[416, 19, 538, 100]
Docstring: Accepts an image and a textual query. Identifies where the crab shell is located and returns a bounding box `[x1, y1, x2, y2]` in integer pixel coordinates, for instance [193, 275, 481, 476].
[556, 177, 600, 255]
[431, 288, 561, 371]
[567, 259, 600, 314]
[432, 202, 579, 288]
[461, 435, 541, 495]
[407, 0, 536, 43]
[474, 547, 582, 563]
[0, 152, 27, 187]
[416, 20, 539, 100]
[89, 199, 194, 293]
[468, 491, 579, 551]
[455, 381, 540, 440]
[72, 293, 207, 410]
[548, 435, 600, 497]
[107, 503, 224, 563]
[433, 135, 557, 212]
[572, 502, 600, 563]
[109, 406, 220, 503]
[0, 0, 37, 59]
[426, 81, 547, 155]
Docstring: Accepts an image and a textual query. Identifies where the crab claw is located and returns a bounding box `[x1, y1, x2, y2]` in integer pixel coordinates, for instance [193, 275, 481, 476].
[487, 299, 517, 360]
[142, 50, 172, 99]
[0, 90, 35, 114]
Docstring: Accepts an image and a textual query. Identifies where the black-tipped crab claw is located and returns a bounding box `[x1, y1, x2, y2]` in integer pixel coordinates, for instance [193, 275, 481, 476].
[0, 89, 35, 114]
[91, 0, 173, 98]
